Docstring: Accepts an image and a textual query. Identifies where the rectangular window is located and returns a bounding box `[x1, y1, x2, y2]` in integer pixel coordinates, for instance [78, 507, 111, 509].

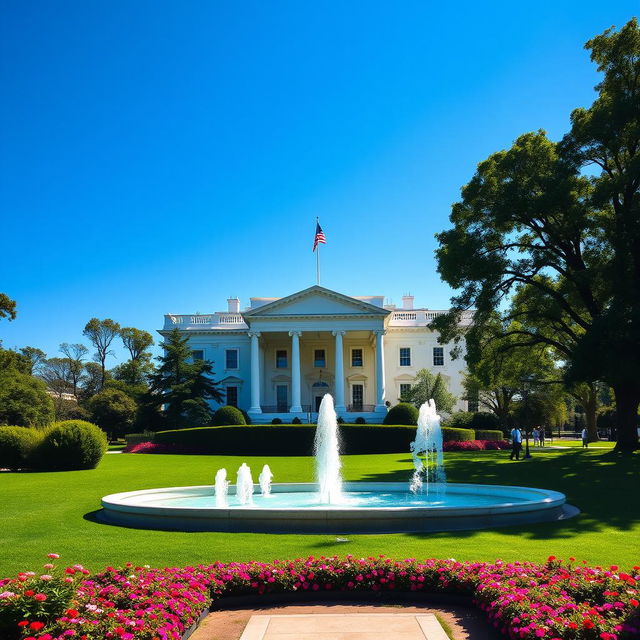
[351, 348, 363, 367]
[225, 349, 239, 370]
[191, 349, 204, 361]
[352, 384, 363, 410]
[314, 349, 326, 368]
[433, 346, 444, 366]
[276, 385, 288, 412]
[399, 347, 411, 367]
[400, 383, 411, 399]
[226, 386, 238, 407]
[275, 349, 288, 368]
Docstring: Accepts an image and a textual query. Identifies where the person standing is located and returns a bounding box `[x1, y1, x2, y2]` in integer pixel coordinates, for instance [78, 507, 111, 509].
[581, 427, 588, 448]
[539, 427, 545, 447]
[532, 427, 540, 447]
[510, 426, 523, 460]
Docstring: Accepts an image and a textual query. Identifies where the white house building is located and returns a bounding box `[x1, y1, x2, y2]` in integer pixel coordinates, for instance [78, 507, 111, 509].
[159, 285, 472, 423]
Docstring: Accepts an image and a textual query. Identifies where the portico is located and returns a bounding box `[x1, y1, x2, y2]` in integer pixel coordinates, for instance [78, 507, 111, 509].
[241, 286, 389, 423]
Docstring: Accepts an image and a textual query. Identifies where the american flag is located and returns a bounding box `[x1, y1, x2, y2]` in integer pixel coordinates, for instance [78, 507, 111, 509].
[313, 221, 326, 252]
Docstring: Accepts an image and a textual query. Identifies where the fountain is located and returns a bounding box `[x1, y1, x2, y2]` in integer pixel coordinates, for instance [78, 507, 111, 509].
[236, 463, 254, 505]
[214, 468, 229, 507]
[259, 464, 273, 497]
[314, 394, 343, 504]
[410, 399, 446, 494]
[101, 394, 572, 533]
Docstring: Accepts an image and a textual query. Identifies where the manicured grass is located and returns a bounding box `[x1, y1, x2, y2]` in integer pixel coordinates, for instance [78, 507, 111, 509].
[0, 448, 638, 576]
[549, 440, 616, 448]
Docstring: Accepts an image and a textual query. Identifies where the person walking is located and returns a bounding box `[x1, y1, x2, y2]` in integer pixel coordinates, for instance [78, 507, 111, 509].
[581, 427, 588, 448]
[510, 426, 523, 460]
[532, 427, 540, 447]
[539, 427, 545, 447]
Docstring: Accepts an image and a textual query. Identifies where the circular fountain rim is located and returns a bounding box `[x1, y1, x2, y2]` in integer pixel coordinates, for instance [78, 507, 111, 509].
[102, 482, 566, 517]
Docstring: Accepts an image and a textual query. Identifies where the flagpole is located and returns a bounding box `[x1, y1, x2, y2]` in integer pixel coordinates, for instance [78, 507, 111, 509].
[316, 217, 320, 285]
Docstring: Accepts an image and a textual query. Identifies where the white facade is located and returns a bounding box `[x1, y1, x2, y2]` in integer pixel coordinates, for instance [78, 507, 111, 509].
[159, 285, 472, 423]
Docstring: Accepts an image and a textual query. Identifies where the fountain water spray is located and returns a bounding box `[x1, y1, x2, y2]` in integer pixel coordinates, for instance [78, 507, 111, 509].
[236, 463, 254, 505]
[214, 468, 229, 507]
[410, 399, 446, 494]
[314, 394, 343, 504]
[258, 464, 273, 496]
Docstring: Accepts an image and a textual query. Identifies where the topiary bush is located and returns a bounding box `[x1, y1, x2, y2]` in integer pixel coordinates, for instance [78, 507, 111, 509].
[383, 402, 418, 425]
[271, 417, 283, 424]
[291, 417, 302, 424]
[240, 409, 252, 425]
[355, 416, 366, 424]
[32, 420, 108, 471]
[0, 426, 42, 470]
[211, 405, 246, 426]
[337, 416, 345, 424]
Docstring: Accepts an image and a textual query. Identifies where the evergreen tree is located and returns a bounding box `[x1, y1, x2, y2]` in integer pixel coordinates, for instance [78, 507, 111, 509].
[400, 369, 457, 414]
[149, 328, 224, 428]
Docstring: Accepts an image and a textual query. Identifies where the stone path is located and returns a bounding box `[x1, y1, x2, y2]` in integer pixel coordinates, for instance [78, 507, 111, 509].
[191, 602, 500, 640]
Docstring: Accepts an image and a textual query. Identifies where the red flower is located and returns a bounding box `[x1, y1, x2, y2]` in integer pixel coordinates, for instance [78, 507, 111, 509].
[29, 621, 45, 631]
[34, 593, 47, 601]
[630, 599, 639, 607]
[18, 620, 29, 627]
[66, 608, 79, 617]
[583, 619, 595, 629]
[24, 589, 35, 596]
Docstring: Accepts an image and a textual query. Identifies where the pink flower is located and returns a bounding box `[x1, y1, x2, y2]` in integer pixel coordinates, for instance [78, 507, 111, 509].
[47, 553, 60, 559]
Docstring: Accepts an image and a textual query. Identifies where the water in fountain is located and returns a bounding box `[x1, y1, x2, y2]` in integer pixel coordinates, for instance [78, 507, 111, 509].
[236, 463, 254, 505]
[314, 394, 343, 504]
[214, 468, 229, 507]
[410, 399, 446, 494]
[258, 464, 273, 496]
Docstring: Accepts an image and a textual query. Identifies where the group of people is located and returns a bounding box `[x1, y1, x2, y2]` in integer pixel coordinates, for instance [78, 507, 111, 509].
[509, 426, 546, 460]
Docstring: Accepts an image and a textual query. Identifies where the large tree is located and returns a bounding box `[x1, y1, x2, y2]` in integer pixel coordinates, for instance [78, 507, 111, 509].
[434, 19, 640, 451]
[148, 328, 224, 428]
[19, 346, 47, 375]
[59, 343, 89, 398]
[120, 327, 154, 361]
[83, 318, 121, 389]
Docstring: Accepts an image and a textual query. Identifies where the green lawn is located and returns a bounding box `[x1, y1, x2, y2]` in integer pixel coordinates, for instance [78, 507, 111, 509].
[548, 440, 616, 448]
[0, 448, 638, 576]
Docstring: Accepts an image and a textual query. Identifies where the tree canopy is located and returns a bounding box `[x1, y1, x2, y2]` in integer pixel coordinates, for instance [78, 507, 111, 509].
[400, 368, 457, 414]
[434, 19, 640, 451]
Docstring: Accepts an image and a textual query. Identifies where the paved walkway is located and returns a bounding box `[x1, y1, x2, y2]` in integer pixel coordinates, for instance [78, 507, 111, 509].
[192, 602, 499, 640]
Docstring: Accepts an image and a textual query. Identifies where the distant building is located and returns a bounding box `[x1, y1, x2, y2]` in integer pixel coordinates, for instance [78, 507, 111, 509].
[159, 285, 471, 423]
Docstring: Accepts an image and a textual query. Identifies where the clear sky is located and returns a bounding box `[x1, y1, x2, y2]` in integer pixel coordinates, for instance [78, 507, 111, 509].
[1, 1, 637, 364]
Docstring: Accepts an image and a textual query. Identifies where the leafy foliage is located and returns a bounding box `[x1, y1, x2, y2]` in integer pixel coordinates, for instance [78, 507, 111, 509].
[383, 402, 418, 425]
[0, 293, 17, 321]
[0, 426, 42, 470]
[88, 388, 137, 437]
[211, 405, 246, 426]
[400, 369, 456, 413]
[33, 420, 108, 470]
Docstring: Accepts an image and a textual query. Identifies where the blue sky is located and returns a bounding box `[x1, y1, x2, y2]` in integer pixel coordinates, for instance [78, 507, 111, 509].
[1, 2, 637, 364]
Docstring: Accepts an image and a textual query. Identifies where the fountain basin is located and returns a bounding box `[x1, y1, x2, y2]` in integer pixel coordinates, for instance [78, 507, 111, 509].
[100, 482, 570, 533]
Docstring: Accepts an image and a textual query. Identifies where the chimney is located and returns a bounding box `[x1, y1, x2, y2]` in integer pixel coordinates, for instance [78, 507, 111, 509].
[402, 294, 414, 310]
[227, 297, 240, 313]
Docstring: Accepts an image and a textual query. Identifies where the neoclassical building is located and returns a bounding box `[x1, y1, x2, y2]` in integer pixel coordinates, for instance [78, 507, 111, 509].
[159, 285, 472, 423]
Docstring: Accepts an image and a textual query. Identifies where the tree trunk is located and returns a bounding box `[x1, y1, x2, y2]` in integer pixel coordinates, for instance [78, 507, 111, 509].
[612, 383, 640, 452]
[584, 385, 598, 443]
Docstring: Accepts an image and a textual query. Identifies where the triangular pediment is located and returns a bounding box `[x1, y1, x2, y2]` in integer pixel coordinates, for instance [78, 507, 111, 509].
[242, 286, 389, 318]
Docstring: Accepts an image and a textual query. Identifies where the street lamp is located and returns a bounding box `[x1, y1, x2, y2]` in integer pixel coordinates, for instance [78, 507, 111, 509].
[520, 375, 534, 459]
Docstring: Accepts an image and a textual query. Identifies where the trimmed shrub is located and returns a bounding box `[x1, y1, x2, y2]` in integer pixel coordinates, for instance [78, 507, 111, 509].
[383, 402, 418, 425]
[291, 417, 302, 424]
[271, 417, 283, 424]
[240, 409, 252, 425]
[475, 429, 504, 441]
[124, 432, 155, 446]
[355, 416, 366, 424]
[446, 411, 474, 428]
[154, 424, 422, 455]
[211, 405, 246, 426]
[0, 426, 42, 470]
[32, 420, 108, 470]
[471, 412, 501, 430]
[441, 427, 475, 442]
[337, 416, 345, 424]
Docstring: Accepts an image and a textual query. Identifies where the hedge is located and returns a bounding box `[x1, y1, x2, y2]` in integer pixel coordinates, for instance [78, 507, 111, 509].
[33, 420, 108, 470]
[124, 432, 155, 446]
[383, 402, 418, 425]
[153, 424, 477, 455]
[0, 426, 42, 470]
[211, 405, 246, 426]
[474, 429, 504, 441]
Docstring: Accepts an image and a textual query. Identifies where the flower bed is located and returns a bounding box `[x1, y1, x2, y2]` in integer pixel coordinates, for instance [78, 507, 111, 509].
[1, 554, 638, 640]
[124, 439, 512, 455]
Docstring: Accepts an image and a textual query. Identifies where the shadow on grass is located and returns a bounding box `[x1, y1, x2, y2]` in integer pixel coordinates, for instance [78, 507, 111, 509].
[356, 449, 640, 541]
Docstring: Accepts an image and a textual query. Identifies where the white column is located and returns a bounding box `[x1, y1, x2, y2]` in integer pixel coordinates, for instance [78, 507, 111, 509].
[289, 330, 302, 413]
[332, 330, 346, 411]
[248, 331, 262, 414]
[374, 329, 386, 411]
